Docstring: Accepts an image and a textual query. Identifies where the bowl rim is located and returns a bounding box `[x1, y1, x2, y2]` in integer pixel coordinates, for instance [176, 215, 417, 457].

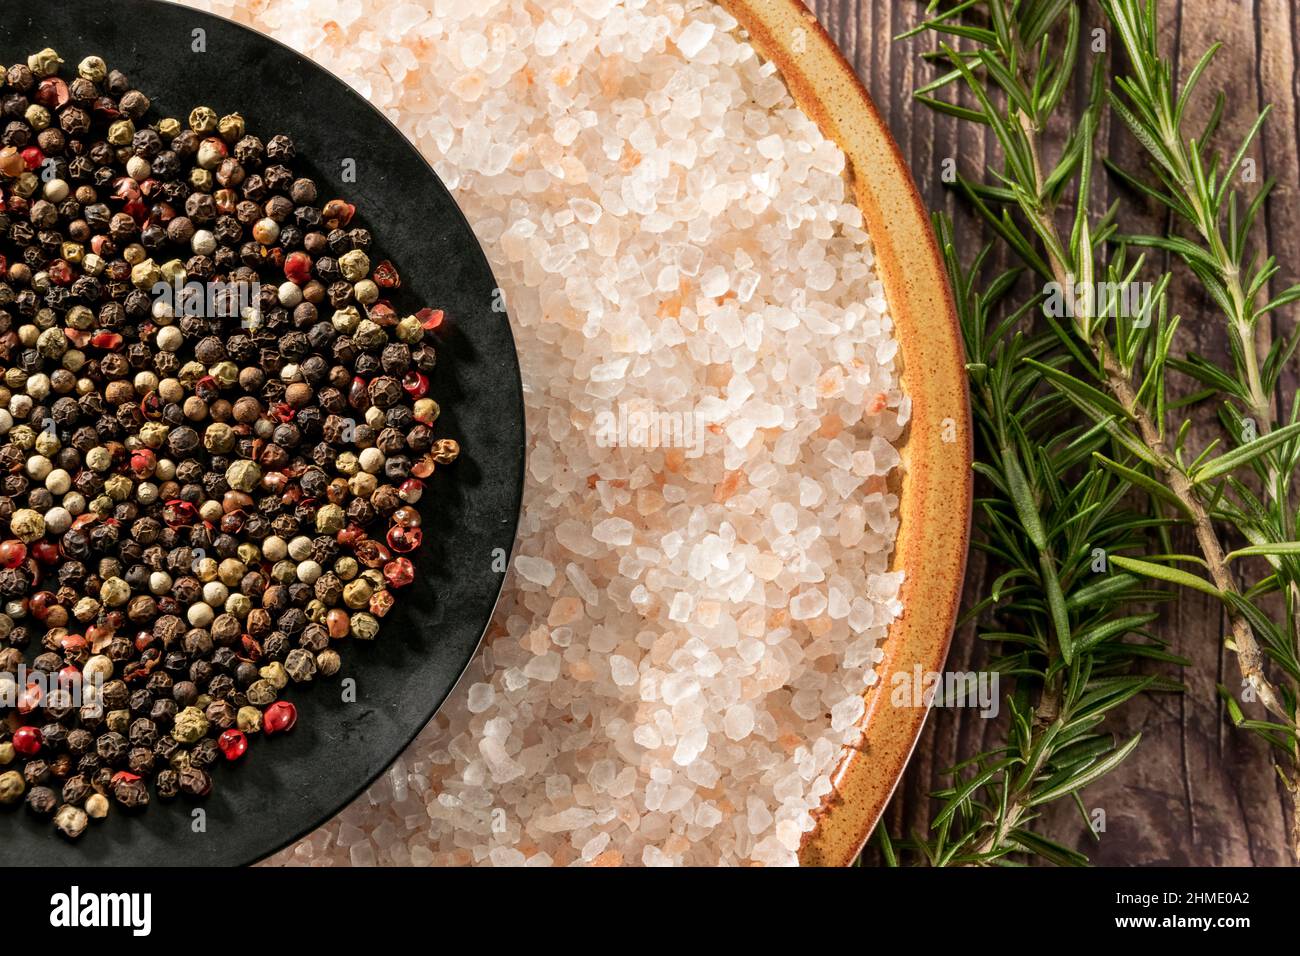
[717, 0, 973, 866]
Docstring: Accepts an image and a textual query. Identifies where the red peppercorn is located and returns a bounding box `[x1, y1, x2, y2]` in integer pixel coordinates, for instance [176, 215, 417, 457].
[0, 540, 27, 568]
[130, 449, 157, 478]
[218, 729, 248, 761]
[17, 683, 42, 714]
[263, 701, 297, 735]
[370, 590, 395, 617]
[112, 176, 140, 203]
[140, 390, 163, 419]
[28, 591, 57, 621]
[402, 370, 428, 399]
[284, 251, 312, 284]
[91, 330, 124, 349]
[71, 513, 99, 532]
[241, 634, 263, 661]
[348, 376, 370, 410]
[30, 541, 59, 564]
[20, 146, 44, 171]
[58, 633, 86, 654]
[391, 506, 420, 528]
[355, 539, 391, 568]
[12, 726, 43, 757]
[417, 308, 444, 330]
[336, 524, 366, 548]
[34, 77, 69, 109]
[398, 479, 423, 504]
[369, 302, 397, 324]
[48, 260, 74, 285]
[162, 499, 199, 528]
[195, 375, 220, 403]
[92, 96, 121, 120]
[321, 199, 355, 228]
[373, 260, 401, 288]
[384, 557, 414, 588]
[386, 525, 422, 554]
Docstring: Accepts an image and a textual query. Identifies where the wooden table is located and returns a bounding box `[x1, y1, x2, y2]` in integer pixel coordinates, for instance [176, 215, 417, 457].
[807, 0, 1298, 865]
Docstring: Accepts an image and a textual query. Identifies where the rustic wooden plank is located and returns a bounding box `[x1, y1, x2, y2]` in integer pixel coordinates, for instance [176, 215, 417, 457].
[804, 0, 1298, 865]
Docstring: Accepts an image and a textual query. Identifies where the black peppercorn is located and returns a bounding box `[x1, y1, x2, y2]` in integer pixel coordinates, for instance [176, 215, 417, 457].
[27, 785, 58, 816]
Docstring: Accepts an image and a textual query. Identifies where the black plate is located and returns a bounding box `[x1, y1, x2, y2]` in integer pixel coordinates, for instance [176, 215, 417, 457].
[0, 0, 524, 865]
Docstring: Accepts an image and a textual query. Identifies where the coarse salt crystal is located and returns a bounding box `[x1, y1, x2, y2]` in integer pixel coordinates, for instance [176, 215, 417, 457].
[230, 0, 907, 871]
[676, 20, 716, 58]
[515, 555, 556, 586]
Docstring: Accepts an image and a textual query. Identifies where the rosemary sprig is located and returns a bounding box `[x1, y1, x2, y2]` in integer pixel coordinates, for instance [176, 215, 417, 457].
[899, 0, 1300, 860]
[877, 219, 1180, 866]
[1099, 0, 1300, 853]
[877, 0, 1184, 866]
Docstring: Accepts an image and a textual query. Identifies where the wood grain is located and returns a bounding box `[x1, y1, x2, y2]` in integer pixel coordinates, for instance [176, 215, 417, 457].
[803, 0, 1298, 866]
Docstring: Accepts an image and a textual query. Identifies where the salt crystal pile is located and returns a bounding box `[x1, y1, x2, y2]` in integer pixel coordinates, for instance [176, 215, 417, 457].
[183, 0, 907, 866]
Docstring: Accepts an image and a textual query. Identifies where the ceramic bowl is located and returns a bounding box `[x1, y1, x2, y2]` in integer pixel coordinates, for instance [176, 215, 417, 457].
[717, 0, 973, 867]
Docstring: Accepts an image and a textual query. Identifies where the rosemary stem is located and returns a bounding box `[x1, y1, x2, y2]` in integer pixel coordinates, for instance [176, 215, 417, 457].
[1019, 103, 1300, 855]
[970, 682, 1059, 861]
[1030, 136, 1292, 730]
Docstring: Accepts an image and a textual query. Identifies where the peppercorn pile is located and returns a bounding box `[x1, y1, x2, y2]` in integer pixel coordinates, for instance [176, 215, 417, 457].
[0, 46, 459, 841]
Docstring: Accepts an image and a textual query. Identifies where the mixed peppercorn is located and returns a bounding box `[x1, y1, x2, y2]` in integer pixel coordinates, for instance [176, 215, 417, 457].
[0, 47, 459, 840]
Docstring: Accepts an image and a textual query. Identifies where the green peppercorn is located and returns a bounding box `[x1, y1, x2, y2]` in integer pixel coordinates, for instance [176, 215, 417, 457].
[259, 661, 289, 690]
[36, 326, 68, 359]
[342, 578, 372, 609]
[284, 649, 317, 683]
[315, 503, 345, 534]
[316, 649, 342, 677]
[396, 315, 423, 343]
[338, 250, 370, 282]
[107, 118, 136, 146]
[172, 706, 208, 745]
[24, 104, 50, 131]
[77, 55, 107, 82]
[236, 706, 263, 734]
[204, 422, 235, 453]
[100, 577, 131, 606]
[225, 459, 261, 492]
[28, 47, 62, 77]
[218, 113, 245, 142]
[0, 770, 25, 804]
[129, 258, 161, 290]
[9, 508, 45, 543]
[350, 612, 380, 641]
[245, 680, 277, 707]
[188, 106, 218, 134]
